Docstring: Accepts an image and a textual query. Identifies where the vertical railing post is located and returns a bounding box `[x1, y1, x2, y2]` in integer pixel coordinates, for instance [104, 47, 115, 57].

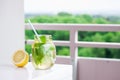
[70, 27, 78, 80]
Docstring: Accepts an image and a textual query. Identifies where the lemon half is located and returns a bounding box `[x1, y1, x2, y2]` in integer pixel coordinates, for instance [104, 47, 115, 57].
[12, 50, 29, 67]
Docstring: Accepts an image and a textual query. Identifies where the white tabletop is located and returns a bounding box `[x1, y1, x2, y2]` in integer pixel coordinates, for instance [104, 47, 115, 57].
[0, 62, 72, 80]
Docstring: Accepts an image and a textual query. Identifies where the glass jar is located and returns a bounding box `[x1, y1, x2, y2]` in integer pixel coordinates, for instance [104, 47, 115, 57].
[32, 35, 56, 69]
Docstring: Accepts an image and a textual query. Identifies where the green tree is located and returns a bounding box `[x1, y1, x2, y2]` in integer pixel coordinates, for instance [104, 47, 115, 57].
[93, 17, 109, 24]
[58, 12, 72, 16]
[25, 12, 120, 59]
[92, 33, 104, 42]
[103, 32, 115, 42]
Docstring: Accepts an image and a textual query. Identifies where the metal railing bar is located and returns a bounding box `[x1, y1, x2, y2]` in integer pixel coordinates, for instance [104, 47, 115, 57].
[76, 41, 120, 48]
[25, 40, 120, 48]
[25, 40, 70, 46]
[25, 24, 120, 31]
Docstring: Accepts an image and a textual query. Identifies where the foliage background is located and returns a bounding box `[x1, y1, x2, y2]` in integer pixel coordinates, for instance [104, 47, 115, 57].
[25, 12, 120, 59]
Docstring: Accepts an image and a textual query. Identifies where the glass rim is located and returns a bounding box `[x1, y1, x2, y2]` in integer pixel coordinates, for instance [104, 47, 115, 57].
[34, 34, 52, 37]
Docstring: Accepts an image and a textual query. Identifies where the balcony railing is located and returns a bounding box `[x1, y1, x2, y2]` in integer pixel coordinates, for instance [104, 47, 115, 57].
[25, 24, 120, 80]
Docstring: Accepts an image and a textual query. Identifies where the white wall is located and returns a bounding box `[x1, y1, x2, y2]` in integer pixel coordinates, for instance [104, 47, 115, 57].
[0, 0, 24, 65]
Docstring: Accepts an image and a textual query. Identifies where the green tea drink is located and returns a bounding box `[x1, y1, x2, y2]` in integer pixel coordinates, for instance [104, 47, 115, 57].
[32, 35, 56, 69]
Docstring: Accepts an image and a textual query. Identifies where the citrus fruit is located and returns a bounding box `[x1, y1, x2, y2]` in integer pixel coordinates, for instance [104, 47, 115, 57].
[12, 50, 29, 67]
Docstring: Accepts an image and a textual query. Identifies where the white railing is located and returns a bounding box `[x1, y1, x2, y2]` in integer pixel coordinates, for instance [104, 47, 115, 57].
[25, 24, 120, 80]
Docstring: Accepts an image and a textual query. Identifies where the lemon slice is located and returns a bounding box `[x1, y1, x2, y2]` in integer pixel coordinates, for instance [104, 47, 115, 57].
[12, 50, 29, 67]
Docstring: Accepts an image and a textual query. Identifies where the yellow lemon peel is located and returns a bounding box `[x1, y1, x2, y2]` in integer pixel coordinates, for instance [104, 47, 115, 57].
[12, 50, 29, 67]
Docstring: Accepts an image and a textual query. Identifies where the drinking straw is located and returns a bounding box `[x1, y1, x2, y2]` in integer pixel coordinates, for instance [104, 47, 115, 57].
[28, 19, 41, 42]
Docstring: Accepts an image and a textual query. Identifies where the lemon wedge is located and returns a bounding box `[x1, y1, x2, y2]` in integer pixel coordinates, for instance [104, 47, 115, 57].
[12, 50, 29, 67]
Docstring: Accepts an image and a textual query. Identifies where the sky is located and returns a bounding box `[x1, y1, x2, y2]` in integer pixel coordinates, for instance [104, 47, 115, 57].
[24, 0, 120, 15]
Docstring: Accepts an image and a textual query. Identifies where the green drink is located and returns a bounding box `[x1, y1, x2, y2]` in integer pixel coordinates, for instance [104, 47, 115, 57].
[32, 35, 56, 69]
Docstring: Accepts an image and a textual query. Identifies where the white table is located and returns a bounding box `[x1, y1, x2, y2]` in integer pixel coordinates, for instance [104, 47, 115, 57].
[0, 62, 72, 80]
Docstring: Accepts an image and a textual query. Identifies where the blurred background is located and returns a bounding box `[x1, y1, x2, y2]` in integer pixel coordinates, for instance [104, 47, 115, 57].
[24, 0, 120, 59]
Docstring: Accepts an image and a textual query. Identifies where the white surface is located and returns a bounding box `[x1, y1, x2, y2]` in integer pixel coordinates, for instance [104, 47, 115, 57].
[0, 63, 72, 80]
[0, 0, 24, 64]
